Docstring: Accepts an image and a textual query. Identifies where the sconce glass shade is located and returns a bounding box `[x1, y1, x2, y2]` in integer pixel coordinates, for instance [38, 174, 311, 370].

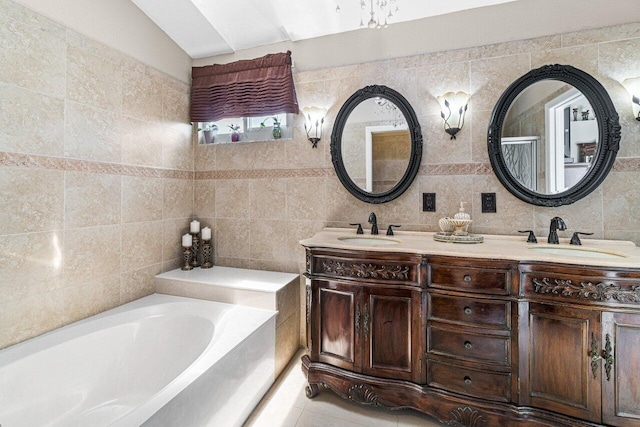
[302, 106, 327, 148]
[621, 77, 640, 121]
[436, 91, 470, 139]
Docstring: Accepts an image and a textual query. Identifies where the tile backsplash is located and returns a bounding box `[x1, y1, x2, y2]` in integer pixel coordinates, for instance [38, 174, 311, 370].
[195, 23, 640, 276]
[0, 0, 193, 349]
[2, 0, 640, 350]
[192, 23, 640, 345]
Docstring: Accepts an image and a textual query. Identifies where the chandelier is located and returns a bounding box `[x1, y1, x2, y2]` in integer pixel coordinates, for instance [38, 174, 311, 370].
[336, 0, 400, 29]
[374, 97, 405, 127]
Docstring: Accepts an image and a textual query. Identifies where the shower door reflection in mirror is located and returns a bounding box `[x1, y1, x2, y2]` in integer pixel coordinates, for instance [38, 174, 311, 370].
[500, 80, 598, 195]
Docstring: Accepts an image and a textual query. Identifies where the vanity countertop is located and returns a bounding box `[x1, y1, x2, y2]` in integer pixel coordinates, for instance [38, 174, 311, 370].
[300, 228, 640, 269]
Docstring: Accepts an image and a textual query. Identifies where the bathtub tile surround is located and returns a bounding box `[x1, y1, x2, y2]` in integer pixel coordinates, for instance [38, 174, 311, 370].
[155, 266, 300, 376]
[0, 0, 193, 350]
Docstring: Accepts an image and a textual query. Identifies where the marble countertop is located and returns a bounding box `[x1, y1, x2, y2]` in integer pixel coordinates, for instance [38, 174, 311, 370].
[300, 228, 640, 269]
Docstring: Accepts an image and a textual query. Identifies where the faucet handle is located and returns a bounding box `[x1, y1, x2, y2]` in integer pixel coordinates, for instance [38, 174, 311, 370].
[570, 232, 593, 246]
[350, 223, 364, 234]
[518, 230, 538, 244]
[386, 225, 401, 236]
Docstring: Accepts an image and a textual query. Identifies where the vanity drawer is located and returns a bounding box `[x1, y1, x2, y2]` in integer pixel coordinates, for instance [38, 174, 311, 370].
[429, 263, 510, 295]
[519, 263, 640, 306]
[428, 324, 510, 366]
[427, 360, 511, 403]
[311, 252, 423, 287]
[429, 294, 510, 329]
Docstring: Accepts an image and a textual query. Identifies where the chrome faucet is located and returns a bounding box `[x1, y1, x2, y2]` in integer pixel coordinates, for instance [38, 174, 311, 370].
[548, 216, 567, 244]
[368, 212, 378, 235]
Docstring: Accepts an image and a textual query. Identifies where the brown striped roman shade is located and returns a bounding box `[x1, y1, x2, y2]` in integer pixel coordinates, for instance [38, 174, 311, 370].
[190, 51, 299, 122]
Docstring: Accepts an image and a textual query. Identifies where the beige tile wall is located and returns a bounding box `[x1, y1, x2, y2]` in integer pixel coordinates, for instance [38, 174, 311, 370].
[194, 22, 640, 345]
[2, 0, 640, 352]
[0, 0, 194, 349]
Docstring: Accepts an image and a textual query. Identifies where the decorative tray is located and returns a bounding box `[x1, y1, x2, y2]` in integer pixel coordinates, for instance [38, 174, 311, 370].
[433, 232, 484, 244]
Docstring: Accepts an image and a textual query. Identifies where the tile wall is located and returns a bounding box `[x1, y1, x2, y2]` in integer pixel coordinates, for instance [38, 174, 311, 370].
[194, 23, 640, 344]
[2, 0, 639, 351]
[0, 0, 193, 349]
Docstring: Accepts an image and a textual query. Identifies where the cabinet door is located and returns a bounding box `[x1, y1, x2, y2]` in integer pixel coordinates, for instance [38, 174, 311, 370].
[520, 303, 601, 423]
[602, 312, 640, 427]
[312, 280, 362, 372]
[362, 287, 422, 382]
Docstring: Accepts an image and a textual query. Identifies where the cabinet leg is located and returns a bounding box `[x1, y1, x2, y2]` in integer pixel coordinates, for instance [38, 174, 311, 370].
[305, 383, 320, 399]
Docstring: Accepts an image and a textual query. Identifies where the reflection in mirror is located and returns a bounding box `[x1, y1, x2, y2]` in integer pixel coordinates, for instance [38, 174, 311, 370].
[501, 80, 598, 195]
[488, 64, 620, 207]
[341, 97, 411, 193]
[331, 85, 422, 204]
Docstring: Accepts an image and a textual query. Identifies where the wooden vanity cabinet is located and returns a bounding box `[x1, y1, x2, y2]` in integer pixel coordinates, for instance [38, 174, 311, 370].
[307, 249, 425, 383]
[303, 247, 640, 427]
[311, 280, 361, 372]
[602, 312, 640, 426]
[520, 302, 603, 422]
[520, 263, 640, 426]
[310, 279, 422, 381]
[426, 257, 518, 403]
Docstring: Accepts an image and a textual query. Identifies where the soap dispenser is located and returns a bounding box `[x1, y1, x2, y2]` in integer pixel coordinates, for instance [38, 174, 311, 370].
[453, 201, 471, 220]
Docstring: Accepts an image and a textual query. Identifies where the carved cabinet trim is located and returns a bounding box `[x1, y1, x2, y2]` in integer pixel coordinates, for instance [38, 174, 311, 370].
[531, 277, 640, 304]
[308, 248, 424, 287]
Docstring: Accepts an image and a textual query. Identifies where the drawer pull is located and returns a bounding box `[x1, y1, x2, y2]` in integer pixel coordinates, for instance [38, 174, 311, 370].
[464, 376, 472, 385]
[463, 275, 472, 282]
[464, 307, 472, 315]
[464, 341, 473, 349]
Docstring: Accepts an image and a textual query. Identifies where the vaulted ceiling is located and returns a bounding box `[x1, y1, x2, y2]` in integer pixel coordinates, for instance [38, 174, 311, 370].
[130, 0, 516, 58]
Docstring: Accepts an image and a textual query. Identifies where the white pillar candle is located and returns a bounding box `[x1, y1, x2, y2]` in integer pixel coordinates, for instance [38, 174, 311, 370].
[190, 220, 200, 233]
[201, 226, 212, 240]
[182, 233, 192, 247]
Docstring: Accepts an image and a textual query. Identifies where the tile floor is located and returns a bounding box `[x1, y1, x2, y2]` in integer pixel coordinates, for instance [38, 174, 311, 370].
[244, 350, 442, 427]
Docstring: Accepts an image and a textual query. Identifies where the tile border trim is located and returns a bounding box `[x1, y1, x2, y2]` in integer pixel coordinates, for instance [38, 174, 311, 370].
[2, 151, 639, 180]
[0, 151, 194, 179]
[196, 163, 495, 179]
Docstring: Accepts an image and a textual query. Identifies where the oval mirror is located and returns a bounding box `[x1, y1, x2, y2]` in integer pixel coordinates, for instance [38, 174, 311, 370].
[331, 85, 422, 204]
[488, 64, 620, 207]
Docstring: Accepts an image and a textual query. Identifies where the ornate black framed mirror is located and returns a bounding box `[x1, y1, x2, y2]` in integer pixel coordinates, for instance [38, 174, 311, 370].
[488, 64, 621, 207]
[331, 85, 423, 204]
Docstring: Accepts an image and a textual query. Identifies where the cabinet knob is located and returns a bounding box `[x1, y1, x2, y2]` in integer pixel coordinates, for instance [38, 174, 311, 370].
[464, 341, 473, 349]
[464, 307, 472, 315]
[463, 275, 472, 282]
[464, 376, 472, 385]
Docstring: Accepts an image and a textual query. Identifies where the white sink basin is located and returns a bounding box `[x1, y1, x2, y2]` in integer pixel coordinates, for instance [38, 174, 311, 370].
[338, 236, 401, 246]
[528, 246, 629, 259]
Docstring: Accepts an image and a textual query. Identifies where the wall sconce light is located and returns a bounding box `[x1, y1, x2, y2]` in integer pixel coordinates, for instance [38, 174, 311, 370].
[302, 107, 327, 148]
[436, 91, 470, 139]
[621, 77, 640, 121]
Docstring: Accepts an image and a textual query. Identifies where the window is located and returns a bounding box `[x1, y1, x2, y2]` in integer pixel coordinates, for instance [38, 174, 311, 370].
[197, 113, 293, 145]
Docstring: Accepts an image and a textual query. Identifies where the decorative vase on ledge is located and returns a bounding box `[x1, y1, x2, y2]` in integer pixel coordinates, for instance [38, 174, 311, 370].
[272, 124, 282, 139]
[203, 130, 216, 144]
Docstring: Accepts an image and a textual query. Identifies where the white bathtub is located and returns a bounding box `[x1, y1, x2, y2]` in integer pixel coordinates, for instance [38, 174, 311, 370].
[0, 294, 277, 427]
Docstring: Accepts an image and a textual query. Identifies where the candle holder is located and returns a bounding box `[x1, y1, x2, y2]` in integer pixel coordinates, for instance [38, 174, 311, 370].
[190, 232, 201, 268]
[201, 239, 213, 269]
[181, 246, 193, 271]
